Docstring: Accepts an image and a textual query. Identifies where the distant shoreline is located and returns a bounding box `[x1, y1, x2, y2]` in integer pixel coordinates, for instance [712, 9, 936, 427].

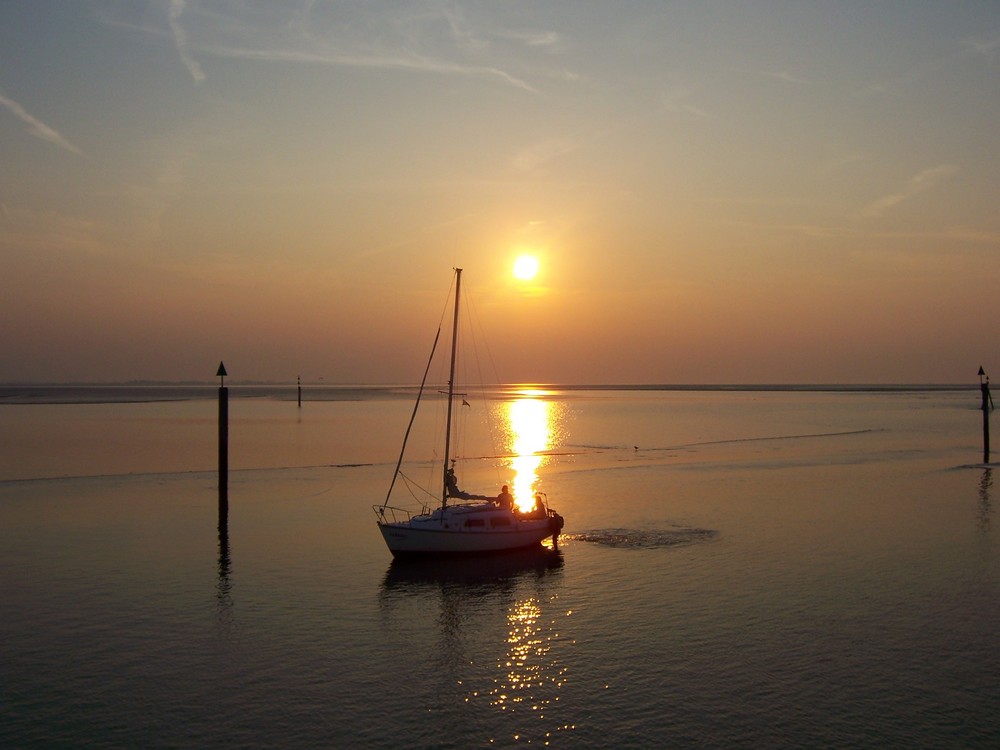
[0, 382, 977, 406]
[0, 380, 976, 388]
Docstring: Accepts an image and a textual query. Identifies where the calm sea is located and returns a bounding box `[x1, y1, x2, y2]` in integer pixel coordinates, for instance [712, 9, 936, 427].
[2, 385, 998, 748]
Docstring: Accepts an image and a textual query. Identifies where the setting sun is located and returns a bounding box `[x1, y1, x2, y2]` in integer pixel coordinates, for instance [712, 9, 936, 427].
[512, 255, 539, 281]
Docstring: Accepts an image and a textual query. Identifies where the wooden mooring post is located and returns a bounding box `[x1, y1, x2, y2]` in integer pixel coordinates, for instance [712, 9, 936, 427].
[217, 361, 229, 497]
[980, 366, 993, 464]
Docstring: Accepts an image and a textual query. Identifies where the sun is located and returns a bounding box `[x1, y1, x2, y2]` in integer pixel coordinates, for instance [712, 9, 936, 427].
[512, 254, 539, 281]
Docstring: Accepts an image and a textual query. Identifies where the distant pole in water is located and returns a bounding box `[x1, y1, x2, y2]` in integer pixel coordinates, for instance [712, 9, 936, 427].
[217, 361, 229, 496]
[297, 375, 302, 408]
[980, 366, 993, 464]
[217, 364, 230, 593]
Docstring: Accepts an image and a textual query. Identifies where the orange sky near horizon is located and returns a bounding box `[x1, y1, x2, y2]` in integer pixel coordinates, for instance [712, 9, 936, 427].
[2, 2, 998, 385]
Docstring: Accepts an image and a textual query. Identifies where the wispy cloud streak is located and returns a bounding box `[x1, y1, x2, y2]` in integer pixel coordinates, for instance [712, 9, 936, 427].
[862, 164, 957, 218]
[0, 92, 89, 158]
[762, 70, 817, 85]
[208, 44, 538, 92]
[169, 0, 205, 83]
[661, 82, 712, 119]
[512, 137, 582, 173]
[101, 2, 551, 93]
[963, 33, 1000, 63]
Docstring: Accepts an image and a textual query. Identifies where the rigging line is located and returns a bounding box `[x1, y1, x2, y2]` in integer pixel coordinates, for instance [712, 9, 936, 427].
[463, 286, 505, 485]
[381, 273, 458, 510]
[465, 282, 503, 390]
[427, 275, 458, 485]
[397, 471, 438, 506]
[450, 286, 480, 482]
[382, 323, 443, 509]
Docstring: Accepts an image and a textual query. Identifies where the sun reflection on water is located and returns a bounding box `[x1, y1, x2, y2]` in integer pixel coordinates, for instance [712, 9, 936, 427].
[501, 394, 565, 512]
[483, 594, 574, 744]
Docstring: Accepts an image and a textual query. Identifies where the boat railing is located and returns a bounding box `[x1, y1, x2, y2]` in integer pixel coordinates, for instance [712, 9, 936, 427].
[374, 504, 415, 524]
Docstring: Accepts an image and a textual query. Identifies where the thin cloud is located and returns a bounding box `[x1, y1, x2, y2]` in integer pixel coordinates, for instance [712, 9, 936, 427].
[0, 206, 104, 255]
[512, 137, 581, 173]
[209, 44, 538, 93]
[660, 78, 713, 119]
[963, 33, 1000, 63]
[857, 33, 999, 99]
[861, 164, 958, 218]
[440, 4, 490, 53]
[169, 0, 205, 83]
[762, 70, 816, 85]
[942, 226, 1000, 246]
[102, 2, 543, 93]
[0, 92, 90, 159]
[498, 29, 563, 50]
[441, 5, 562, 54]
[662, 92, 712, 119]
[818, 151, 865, 174]
[288, 0, 319, 35]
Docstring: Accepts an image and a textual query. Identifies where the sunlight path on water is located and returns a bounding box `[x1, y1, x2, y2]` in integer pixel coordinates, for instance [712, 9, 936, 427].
[504, 396, 560, 511]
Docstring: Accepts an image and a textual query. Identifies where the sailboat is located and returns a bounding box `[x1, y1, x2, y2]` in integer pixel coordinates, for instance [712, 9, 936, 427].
[374, 268, 565, 558]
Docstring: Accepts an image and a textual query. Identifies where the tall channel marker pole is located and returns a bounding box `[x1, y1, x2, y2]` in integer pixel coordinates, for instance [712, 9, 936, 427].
[218, 361, 229, 496]
[980, 366, 993, 465]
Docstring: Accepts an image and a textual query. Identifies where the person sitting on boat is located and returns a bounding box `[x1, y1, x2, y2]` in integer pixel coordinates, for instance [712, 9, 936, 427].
[445, 467, 473, 499]
[516, 493, 546, 519]
[496, 485, 514, 511]
[530, 493, 546, 518]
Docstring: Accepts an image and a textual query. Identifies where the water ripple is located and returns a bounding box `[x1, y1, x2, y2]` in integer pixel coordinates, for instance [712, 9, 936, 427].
[569, 526, 718, 549]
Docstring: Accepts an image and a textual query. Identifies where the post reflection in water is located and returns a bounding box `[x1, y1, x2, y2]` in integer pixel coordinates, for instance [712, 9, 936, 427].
[978, 467, 992, 533]
[501, 391, 564, 512]
[216, 487, 234, 632]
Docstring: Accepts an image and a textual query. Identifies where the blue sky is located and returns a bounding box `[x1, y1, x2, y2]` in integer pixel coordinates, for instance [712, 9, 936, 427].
[2, 1, 999, 383]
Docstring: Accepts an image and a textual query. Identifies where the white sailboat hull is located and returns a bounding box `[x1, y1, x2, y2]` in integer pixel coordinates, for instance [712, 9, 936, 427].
[377, 507, 562, 557]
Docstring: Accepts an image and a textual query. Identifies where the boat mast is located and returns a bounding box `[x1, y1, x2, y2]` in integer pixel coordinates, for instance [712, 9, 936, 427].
[441, 267, 462, 511]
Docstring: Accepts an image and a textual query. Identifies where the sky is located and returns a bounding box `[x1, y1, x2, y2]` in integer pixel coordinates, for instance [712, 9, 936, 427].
[2, 1, 999, 385]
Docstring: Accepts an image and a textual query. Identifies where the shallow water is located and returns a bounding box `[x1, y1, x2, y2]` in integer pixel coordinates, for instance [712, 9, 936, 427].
[2, 387, 999, 747]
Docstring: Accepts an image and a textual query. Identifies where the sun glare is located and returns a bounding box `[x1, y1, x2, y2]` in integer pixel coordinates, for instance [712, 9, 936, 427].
[506, 397, 554, 512]
[512, 255, 539, 281]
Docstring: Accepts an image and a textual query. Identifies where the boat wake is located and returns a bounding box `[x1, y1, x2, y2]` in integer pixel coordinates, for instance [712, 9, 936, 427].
[572, 428, 881, 455]
[569, 526, 717, 549]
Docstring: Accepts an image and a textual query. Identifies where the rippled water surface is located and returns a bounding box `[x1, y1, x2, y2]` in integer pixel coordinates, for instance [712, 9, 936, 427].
[2, 387, 999, 747]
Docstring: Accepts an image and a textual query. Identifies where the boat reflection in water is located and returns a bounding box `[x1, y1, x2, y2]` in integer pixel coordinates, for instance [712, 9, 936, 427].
[379, 546, 574, 744]
[381, 545, 563, 588]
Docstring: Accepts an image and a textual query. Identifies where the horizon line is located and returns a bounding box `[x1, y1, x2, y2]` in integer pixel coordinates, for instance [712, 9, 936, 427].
[0, 381, 978, 392]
